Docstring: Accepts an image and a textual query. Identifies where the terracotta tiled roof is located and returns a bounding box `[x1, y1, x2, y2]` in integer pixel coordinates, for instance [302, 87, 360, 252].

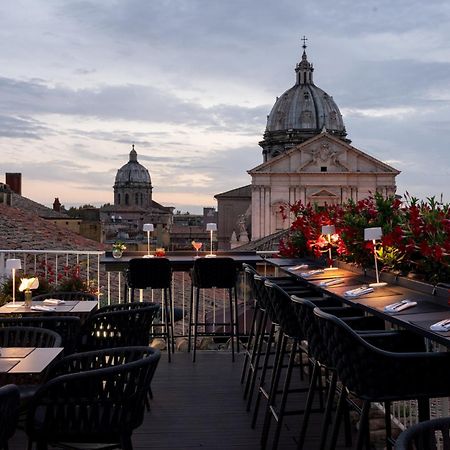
[11, 193, 68, 219]
[0, 203, 104, 251]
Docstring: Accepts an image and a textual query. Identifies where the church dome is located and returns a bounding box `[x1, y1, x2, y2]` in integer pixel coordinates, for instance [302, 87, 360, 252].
[115, 146, 151, 185]
[260, 40, 349, 161]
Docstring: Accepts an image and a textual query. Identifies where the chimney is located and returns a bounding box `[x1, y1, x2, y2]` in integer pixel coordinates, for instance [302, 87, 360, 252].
[53, 197, 61, 212]
[5, 173, 22, 195]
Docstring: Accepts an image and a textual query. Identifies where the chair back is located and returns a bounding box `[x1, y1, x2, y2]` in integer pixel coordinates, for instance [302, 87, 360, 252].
[32, 291, 97, 301]
[93, 301, 160, 315]
[0, 326, 62, 348]
[265, 281, 302, 338]
[191, 257, 237, 289]
[78, 304, 160, 350]
[0, 384, 20, 450]
[127, 258, 172, 290]
[26, 347, 160, 447]
[395, 416, 450, 450]
[0, 317, 80, 354]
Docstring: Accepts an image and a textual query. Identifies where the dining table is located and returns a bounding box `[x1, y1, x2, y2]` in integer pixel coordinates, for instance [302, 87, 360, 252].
[268, 259, 450, 347]
[0, 300, 98, 323]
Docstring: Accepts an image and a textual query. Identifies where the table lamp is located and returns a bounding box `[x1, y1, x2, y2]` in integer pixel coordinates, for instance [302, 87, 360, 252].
[206, 223, 217, 258]
[143, 223, 154, 258]
[5, 258, 22, 307]
[321, 225, 338, 271]
[364, 227, 387, 287]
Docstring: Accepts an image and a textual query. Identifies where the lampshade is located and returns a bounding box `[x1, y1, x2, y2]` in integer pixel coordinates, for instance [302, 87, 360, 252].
[364, 227, 382, 241]
[206, 223, 217, 232]
[322, 225, 335, 235]
[5, 258, 21, 272]
[143, 223, 154, 232]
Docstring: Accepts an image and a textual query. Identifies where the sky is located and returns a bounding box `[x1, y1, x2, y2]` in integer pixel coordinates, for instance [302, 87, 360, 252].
[1, 0, 449, 214]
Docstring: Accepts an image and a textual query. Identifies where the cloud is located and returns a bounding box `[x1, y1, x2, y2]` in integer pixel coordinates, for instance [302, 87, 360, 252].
[0, 115, 50, 139]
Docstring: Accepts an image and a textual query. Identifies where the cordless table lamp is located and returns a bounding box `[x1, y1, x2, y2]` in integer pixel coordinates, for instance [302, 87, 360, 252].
[5, 258, 22, 307]
[205, 223, 217, 258]
[143, 223, 154, 258]
[321, 225, 338, 270]
[364, 227, 387, 288]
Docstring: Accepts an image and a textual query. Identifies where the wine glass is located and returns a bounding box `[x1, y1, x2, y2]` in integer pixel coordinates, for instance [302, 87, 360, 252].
[192, 241, 203, 258]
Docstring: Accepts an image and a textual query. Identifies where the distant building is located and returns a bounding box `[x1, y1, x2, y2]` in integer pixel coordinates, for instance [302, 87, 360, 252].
[100, 145, 173, 248]
[216, 40, 399, 244]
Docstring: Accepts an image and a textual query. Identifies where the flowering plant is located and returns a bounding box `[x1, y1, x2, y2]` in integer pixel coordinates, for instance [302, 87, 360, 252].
[18, 277, 39, 292]
[112, 241, 127, 251]
[279, 193, 449, 283]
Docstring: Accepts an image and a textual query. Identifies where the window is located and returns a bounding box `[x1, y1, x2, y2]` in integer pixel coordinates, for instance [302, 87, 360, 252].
[321, 166, 327, 172]
[125, 193, 129, 205]
[118, 193, 121, 205]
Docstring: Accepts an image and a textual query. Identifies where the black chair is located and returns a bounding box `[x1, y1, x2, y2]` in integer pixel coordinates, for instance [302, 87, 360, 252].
[188, 257, 239, 362]
[395, 416, 450, 450]
[26, 346, 161, 450]
[314, 308, 450, 450]
[0, 326, 62, 348]
[77, 303, 160, 352]
[0, 317, 81, 355]
[0, 384, 20, 450]
[32, 291, 97, 301]
[126, 258, 174, 361]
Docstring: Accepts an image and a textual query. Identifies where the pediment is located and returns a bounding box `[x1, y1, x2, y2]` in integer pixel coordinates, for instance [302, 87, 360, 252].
[311, 189, 337, 197]
[248, 133, 400, 175]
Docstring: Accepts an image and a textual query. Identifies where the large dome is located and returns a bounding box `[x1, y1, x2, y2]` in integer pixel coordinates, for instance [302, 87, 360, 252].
[260, 43, 349, 161]
[115, 146, 151, 185]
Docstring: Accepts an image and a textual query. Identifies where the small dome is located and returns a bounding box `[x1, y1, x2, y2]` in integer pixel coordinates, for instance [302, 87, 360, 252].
[115, 145, 151, 185]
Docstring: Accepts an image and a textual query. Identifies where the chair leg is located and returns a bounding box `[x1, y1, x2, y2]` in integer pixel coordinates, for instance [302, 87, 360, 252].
[384, 400, 393, 450]
[228, 288, 235, 362]
[169, 285, 175, 353]
[318, 369, 337, 450]
[241, 302, 259, 385]
[251, 324, 281, 420]
[356, 400, 371, 450]
[328, 386, 347, 450]
[271, 339, 297, 450]
[234, 285, 240, 354]
[163, 288, 171, 363]
[192, 287, 200, 362]
[298, 361, 321, 450]
[246, 309, 269, 408]
[120, 434, 134, 450]
[187, 283, 194, 353]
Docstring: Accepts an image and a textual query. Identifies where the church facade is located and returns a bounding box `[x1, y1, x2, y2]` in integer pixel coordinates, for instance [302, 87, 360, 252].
[248, 42, 399, 240]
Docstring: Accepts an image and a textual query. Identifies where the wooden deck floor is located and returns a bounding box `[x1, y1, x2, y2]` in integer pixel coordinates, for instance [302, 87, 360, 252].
[10, 351, 352, 450]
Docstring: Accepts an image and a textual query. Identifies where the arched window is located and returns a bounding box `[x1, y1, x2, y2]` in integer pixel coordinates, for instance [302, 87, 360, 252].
[125, 193, 129, 205]
[117, 193, 121, 205]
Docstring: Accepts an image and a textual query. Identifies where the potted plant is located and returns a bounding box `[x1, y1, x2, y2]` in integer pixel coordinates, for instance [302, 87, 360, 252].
[112, 241, 126, 259]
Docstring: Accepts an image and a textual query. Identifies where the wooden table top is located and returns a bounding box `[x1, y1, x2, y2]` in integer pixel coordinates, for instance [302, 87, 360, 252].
[0, 347, 63, 373]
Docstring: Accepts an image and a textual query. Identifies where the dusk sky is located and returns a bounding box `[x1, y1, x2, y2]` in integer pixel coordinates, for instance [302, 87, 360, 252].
[1, 0, 449, 213]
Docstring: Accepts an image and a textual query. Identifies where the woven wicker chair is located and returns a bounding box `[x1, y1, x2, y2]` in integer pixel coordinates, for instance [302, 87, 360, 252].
[26, 346, 161, 450]
[0, 326, 62, 348]
[0, 317, 80, 355]
[77, 303, 160, 351]
[395, 416, 450, 450]
[0, 384, 20, 450]
[314, 308, 450, 450]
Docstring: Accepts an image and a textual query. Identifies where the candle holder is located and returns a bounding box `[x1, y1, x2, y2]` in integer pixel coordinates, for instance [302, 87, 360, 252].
[364, 227, 387, 288]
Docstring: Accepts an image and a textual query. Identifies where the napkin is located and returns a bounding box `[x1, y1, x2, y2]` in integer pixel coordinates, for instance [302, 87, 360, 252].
[430, 319, 450, 332]
[301, 269, 325, 278]
[43, 299, 66, 305]
[287, 264, 309, 271]
[384, 300, 417, 312]
[30, 305, 56, 312]
[344, 287, 374, 298]
[319, 278, 344, 287]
